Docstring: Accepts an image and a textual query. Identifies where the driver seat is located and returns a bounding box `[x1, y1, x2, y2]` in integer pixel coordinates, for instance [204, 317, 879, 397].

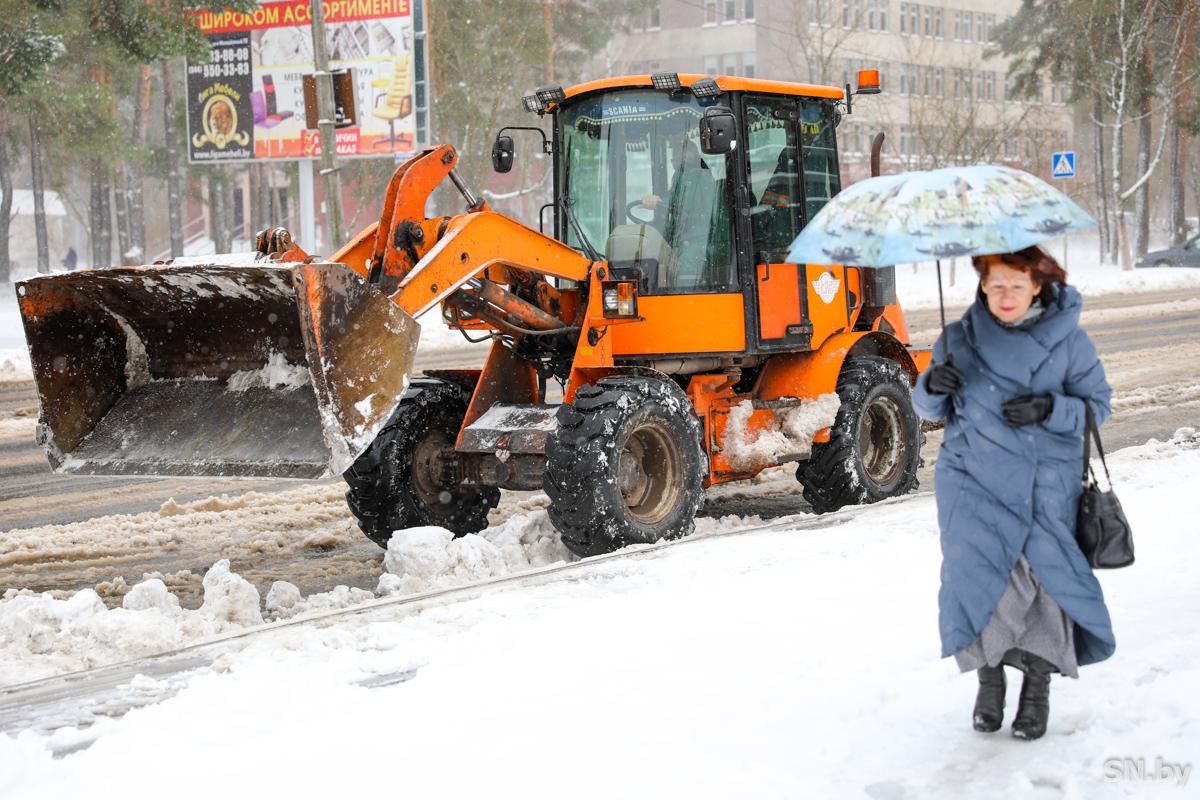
[605, 224, 679, 292]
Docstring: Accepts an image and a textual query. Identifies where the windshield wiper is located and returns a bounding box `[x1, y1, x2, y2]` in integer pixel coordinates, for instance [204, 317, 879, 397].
[560, 196, 601, 263]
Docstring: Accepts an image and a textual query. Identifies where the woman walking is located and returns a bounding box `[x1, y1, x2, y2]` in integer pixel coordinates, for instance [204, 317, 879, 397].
[912, 245, 1116, 740]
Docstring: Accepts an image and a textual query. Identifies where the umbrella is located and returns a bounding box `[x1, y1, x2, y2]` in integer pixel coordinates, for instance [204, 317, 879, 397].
[786, 164, 1097, 330]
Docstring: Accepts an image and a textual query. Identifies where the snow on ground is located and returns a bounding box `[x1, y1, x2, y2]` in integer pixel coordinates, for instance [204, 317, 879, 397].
[1, 431, 1197, 798]
[895, 232, 1200, 311]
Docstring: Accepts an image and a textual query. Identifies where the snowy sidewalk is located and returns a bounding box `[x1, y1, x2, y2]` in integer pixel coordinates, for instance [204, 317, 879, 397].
[1, 432, 1197, 798]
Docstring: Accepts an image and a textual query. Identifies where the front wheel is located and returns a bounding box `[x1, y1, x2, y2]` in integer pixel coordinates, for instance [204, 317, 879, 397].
[343, 379, 499, 548]
[544, 375, 706, 557]
[798, 356, 922, 514]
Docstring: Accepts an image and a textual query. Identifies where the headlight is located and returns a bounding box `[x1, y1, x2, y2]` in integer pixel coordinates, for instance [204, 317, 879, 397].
[601, 281, 638, 318]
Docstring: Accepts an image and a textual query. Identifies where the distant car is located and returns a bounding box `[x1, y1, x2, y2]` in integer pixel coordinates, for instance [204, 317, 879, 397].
[1136, 235, 1200, 268]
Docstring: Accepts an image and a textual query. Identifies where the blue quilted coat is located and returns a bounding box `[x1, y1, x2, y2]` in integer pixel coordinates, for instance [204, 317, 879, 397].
[913, 284, 1116, 666]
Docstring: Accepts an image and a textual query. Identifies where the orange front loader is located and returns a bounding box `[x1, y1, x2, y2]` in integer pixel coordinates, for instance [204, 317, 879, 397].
[18, 72, 930, 556]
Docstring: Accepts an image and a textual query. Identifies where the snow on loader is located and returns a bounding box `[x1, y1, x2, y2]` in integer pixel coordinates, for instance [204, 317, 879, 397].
[18, 72, 931, 557]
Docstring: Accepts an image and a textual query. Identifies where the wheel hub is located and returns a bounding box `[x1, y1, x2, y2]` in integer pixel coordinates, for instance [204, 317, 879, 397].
[411, 432, 455, 507]
[858, 396, 905, 487]
[617, 421, 680, 526]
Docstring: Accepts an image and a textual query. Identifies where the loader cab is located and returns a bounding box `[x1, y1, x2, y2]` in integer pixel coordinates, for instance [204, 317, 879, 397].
[516, 74, 852, 359]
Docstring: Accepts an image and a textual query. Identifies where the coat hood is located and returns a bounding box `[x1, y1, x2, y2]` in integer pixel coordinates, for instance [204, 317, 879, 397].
[962, 284, 1082, 386]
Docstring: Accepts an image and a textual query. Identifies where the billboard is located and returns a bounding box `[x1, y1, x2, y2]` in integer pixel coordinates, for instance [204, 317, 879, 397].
[187, 0, 420, 162]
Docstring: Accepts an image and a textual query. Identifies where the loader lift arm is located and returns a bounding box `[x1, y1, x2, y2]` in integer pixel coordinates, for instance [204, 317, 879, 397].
[319, 144, 593, 325]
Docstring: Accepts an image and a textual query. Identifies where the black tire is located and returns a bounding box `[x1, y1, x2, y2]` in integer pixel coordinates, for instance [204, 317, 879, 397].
[343, 379, 500, 548]
[798, 356, 922, 514]
[544, 375, 706, 557]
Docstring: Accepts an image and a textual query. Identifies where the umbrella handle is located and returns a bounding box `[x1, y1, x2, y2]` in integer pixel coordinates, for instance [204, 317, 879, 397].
[935, 258, 953, 367]
[935, 259, 946, 332]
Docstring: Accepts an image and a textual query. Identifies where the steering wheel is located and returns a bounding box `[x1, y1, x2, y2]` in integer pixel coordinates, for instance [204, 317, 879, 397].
[625, 200, 656, 224]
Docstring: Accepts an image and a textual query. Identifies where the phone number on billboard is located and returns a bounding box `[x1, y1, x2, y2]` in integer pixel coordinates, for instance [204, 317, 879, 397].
[196, 63, 251, 78]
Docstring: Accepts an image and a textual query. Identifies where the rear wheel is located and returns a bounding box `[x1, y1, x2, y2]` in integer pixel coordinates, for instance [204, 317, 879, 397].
[544, 375, 706, 557]
[343, 379, 499, 548]
[798, 356, 922, 514]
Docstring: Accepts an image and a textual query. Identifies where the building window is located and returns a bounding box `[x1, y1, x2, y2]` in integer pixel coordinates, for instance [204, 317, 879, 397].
[954, 68, 975, 99]
[744, 0, 755, 21]
[724, 0, 736, 23]
[952, 10, 961, 41]
[649, 4, 661, 29]
[743, 52, 757, 77]
[864, 0, 887, 31]
[843, 0, 856, 29]
[986, 13, 997, 42]
[704, 0, 718, 25]
[704, 55, 719, 74]
[808, 0, 833, 26]
[934, 7, 943, 37]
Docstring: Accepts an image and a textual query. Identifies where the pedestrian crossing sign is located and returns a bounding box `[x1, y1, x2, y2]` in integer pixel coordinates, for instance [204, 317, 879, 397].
[1051, 151, 1076, 179]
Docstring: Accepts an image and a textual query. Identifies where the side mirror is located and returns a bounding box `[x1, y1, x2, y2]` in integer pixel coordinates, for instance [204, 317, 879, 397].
[699, 106, 737, 155]
[492, 134, 515, 173]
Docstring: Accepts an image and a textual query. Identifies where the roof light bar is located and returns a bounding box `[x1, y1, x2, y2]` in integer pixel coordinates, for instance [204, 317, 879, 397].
[691, 77, 722, 99]
[651, 71, 682, 91]
[521, 94, 543, 113]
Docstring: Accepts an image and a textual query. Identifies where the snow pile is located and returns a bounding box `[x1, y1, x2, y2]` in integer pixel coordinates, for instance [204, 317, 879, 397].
[0, 561, 263, 686]
[722, 394, 841, 471]
[226, 351, 310, 391]
[0, 348, 32, 383]
[379, 511, 575, 596]
[0, 509, 576, 685]
[0, 293, 31, 382]
[265, 581, 374, 619]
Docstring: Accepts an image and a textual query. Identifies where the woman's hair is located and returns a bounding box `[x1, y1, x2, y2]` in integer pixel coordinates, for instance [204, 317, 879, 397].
[971, 245, 1067, 305]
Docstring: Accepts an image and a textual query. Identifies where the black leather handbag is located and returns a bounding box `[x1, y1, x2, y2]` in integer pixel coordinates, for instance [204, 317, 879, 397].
[1076, 406, 1135, 569]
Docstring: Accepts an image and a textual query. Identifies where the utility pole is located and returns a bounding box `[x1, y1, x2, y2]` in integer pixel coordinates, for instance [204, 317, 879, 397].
[308, 0, 345, 249]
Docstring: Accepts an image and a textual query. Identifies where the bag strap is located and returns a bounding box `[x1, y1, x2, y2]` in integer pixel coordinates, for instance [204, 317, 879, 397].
[1083, 405, 1113, 488]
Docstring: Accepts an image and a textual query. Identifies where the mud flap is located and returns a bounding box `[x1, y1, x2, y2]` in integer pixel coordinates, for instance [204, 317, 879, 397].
[17, 257, 419, 479]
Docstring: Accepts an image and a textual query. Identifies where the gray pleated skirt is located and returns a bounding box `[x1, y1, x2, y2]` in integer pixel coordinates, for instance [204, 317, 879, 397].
[953, 554, 1080, 678]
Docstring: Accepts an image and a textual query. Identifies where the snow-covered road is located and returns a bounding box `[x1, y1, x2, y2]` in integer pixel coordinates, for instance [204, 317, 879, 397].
[1, 431, 1197, 799]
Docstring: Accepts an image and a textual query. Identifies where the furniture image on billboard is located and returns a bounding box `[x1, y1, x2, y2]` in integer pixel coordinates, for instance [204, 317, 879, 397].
[372, 54, 412, 151]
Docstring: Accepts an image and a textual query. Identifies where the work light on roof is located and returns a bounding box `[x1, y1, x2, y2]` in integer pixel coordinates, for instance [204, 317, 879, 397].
[651, 71, 682, 91]
[521, 94, 543, 113]
[691, 77, 722, 99]
[535, 84, 566, 107]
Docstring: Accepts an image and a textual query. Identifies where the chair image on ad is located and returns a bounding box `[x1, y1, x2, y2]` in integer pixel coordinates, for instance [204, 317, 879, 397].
[373, 54, 412, 151]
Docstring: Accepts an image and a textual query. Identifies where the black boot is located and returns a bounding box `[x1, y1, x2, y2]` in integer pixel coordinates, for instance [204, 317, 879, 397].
[972, 664, 1006, 732]
[1012, 652, 1054, 740]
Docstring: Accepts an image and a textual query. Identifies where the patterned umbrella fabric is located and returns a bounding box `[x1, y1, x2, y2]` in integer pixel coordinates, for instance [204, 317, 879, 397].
[786, 164, 1096, 267]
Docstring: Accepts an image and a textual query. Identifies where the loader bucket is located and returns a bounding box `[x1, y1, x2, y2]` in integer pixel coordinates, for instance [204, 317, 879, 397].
[16, 257, 419, 479]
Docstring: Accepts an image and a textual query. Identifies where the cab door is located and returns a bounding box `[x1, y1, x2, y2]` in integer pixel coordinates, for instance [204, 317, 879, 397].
[743, 95, 812, 351]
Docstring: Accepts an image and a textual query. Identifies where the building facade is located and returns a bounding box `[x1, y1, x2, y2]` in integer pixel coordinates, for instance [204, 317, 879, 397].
[601, 0, 1075, 184]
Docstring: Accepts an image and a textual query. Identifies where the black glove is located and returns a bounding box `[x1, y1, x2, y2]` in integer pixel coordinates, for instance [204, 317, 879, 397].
[926, 361, 964, 396]
[1001, 394, 1054, 427]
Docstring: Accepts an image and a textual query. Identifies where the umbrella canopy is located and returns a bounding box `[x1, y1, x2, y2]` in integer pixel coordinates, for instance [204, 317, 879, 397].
[786, 164, 1096, 267]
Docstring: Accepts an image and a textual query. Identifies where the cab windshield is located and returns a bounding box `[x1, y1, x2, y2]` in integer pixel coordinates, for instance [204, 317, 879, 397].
[558, 90, 735, 293]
